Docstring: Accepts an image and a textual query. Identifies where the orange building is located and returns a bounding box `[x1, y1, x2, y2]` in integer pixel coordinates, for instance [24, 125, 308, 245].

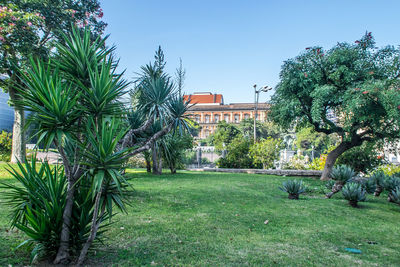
[184, 92, 270, 139]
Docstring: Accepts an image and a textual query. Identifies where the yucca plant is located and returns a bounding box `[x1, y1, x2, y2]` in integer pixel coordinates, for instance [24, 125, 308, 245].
[384, 176, 400, 202]
[326, 165, 356, 198]
[369, 170, 387, 197]
[279, 180, 307, 199]
[12, 27, 190, 266]
[0, 157, 108, 262]
[342, 182, 367, 207]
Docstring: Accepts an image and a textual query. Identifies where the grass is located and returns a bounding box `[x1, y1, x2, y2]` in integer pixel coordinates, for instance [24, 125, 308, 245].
[1, 163, 400, 266]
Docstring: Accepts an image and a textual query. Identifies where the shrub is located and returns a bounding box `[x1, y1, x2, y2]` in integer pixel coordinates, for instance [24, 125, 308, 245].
[377, 164, 400, 176]
[336, 142, 384, 173]
[282, 154, 309, 170]
[326, 165, 356, 198]
[342, 183, 367, 207]
[217, 136, 257, 169]
[279, 180, 307, 199]
[384, 176, 400, 202]
[249, 137, 282, 169]
[126, 155, 147, 168]
[0, 130, 12, 162]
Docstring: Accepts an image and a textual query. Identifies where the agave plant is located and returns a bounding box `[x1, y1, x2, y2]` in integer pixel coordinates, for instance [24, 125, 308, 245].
[384, 176, 400, 202]
[342, 182, 367, 207]
[390, 187, 400, 205]
[349, 176, 376, 194]
[369, 170, 387, 197]
[279, 180, 307, 199]
[326, 165, 356, 198]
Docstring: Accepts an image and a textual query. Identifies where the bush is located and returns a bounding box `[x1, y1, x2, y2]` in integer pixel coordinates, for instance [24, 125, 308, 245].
[378, 164, 400, 176]
[0, 130, 12, 162]
[125, 155, 147, 168]
[249, 137, 282, 169]
[326, 165, 356, 198]
[279, 180, 307, 199]
[217, 136, 257, 169]
[282, 154, 309, 170]
[336, 142, 384, 173]
[342, 182, 367, 207]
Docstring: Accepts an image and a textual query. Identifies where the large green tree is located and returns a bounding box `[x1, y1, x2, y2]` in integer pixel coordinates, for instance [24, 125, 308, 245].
[0, 0, 105, 162]
[270, 32, 400, 180]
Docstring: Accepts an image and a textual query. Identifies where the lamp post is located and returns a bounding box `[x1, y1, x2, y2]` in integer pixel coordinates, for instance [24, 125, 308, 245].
[253, 84, 272, 143]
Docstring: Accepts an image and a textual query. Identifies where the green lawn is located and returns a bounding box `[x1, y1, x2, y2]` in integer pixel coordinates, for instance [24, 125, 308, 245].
[1, 164, 400, 266]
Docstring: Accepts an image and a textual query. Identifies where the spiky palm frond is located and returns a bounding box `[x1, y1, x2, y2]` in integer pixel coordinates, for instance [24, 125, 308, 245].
[18, 59, 82, 147]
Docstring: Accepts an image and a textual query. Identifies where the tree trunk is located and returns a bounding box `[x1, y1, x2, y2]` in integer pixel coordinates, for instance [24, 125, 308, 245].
[146, 159, 151, 173]
[325, 181, 344, 198]
[10, 104, 25, 163]
[320, 141, 353, 180]
[77, 190, 104, 266]
[374, 186, 383, 197]
[152, 144, 162, 175]
[54, 178, 76, 264]
[169, 163, 176, 174]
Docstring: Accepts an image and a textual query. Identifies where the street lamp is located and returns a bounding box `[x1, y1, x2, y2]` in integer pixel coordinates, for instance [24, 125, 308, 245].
[253, 84, 272, 143]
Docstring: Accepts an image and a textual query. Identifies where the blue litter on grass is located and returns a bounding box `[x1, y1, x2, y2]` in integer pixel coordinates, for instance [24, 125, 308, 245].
[345, 248, 362, 254]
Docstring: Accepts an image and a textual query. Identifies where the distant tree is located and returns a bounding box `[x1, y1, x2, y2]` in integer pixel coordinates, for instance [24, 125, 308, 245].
[270, 32, 400, 180]
[239, 118, 281, 140]
[295, 126, 339, 155]
[161, 132, 194, 173]
[212, 121, 241, 152]
[217, 136, 256, 168]
[175, 58, 186, 96]
[0, 0, 106, 162]
[250, 137, 282, 169]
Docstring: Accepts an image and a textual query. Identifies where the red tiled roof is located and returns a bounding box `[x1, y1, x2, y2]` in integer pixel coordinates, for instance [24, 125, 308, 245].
[183, 93, 223, 104]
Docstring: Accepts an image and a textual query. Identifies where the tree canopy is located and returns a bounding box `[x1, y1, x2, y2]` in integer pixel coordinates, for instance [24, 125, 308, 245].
[0, 0, 106, 162]
[270, 32, 400, 179]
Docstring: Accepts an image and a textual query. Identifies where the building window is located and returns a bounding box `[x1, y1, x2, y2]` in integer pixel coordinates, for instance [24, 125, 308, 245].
[234, 114, 239, 123]
[244, 113, 249, 119]
[195, 115, 200, 123]
[214, 114, 219, 123]
[224, 114, 230, 122]
[205, 115, 210, 123]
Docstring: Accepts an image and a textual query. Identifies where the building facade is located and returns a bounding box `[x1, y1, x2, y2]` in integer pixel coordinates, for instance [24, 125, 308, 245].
[184, 92, 270, 139]
[0, 91, 13, 131]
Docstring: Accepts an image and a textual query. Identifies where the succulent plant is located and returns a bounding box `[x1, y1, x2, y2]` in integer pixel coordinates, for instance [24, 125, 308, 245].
[326, 165, 356, 199]
[325, 180, 335, 190]
[390, 186, 400, 205]
[385, 176, 400, 202]
[369, 170, 387, 197]
[349, 176, 376, 194]
[279, 179, 307, 200]
[342, 182, 367, 207]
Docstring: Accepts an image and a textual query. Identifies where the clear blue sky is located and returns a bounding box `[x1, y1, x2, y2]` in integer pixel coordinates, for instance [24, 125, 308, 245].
[101, 0, 400, 103]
